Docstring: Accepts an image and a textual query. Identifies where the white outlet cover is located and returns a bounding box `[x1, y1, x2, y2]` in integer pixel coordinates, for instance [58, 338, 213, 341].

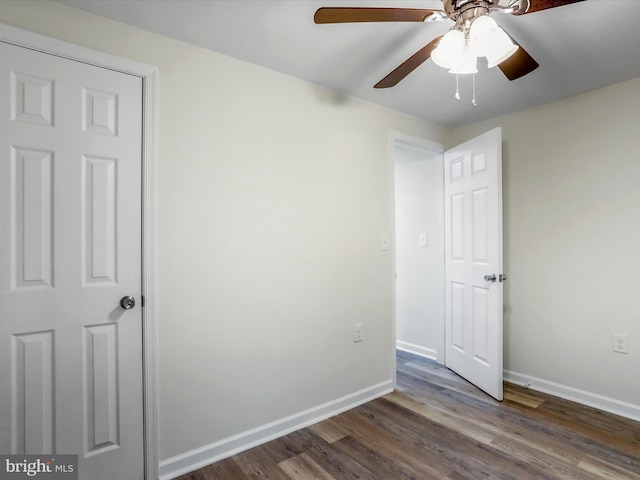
[613, 333, 629, 354]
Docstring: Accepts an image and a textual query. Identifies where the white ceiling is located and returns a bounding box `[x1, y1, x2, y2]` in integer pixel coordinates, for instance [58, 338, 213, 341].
[60, 0, 640, 128]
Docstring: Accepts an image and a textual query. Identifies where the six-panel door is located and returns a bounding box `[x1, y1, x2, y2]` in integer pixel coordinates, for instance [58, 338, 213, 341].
[444, 128, 504, 401]
[0, 41, 144, 479]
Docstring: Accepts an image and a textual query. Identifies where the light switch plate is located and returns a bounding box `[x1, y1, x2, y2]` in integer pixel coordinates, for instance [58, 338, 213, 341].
[380, 233, 390, 251]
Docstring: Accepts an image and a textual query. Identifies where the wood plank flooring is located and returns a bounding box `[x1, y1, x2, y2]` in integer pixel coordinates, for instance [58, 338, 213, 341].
[174, 350, 640, 479]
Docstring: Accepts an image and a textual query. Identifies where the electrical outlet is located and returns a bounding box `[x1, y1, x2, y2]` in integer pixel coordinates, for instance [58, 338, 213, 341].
[613, 333, 628, 354]
[354, 323, 363, 343]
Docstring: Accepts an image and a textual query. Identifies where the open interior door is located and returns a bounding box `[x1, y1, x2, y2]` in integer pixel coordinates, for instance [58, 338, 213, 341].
[444, 128, 504, 401]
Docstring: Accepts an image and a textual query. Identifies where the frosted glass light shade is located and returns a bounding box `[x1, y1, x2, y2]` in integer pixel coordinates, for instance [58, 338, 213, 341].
[448, 46, 478, 74]
[485, 28, 519, 67]
[470, 15, 519, 68]
[432, 30, 466, 70]
[469, 15, 496, 57]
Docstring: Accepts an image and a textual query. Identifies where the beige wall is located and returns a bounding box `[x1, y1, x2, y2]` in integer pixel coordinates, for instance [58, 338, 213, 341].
[0, 0, 447, 465]
[449, 77, 640, 407]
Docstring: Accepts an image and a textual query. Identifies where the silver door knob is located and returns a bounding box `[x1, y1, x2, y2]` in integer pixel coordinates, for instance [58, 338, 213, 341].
[120, 296, 136, 310]
[484, 274, 497, 282]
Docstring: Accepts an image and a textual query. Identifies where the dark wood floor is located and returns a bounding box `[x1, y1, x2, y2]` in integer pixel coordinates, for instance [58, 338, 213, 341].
[175, 350, 640, 479]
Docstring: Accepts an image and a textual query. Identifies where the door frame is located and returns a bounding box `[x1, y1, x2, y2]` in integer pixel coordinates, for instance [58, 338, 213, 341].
[0, 22, 159, 480]
[389, 131, 446, 384]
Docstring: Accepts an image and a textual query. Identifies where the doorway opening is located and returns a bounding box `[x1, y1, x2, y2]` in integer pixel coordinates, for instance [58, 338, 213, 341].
[392, 129, 505, 401]
[393, 137, 446, 366]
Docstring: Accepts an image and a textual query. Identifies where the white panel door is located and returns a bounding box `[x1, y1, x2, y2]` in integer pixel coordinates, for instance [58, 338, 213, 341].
[0, 41, 144, 479]
[444, 128, 503, 401]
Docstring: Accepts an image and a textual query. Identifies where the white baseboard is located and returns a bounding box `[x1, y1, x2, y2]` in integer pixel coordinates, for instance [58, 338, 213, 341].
[396, 340, 437, 361]
[159, 368, 638, 480]
[158, 380, 394, 480]
[504, 370, 640, 422]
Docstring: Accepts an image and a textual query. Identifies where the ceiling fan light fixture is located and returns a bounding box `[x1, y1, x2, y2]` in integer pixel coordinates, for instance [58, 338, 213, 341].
[434, 14, 517, 75]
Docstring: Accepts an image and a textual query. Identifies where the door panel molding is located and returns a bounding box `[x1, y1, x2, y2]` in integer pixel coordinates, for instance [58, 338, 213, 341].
[0, 22, 159, 480]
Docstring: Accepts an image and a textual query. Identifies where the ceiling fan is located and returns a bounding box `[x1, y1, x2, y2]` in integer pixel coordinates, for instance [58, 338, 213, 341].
[314, 0, 585, 89]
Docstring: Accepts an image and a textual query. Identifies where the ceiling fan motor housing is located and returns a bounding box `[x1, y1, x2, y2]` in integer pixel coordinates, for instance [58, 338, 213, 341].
[444, 0, 530, 24]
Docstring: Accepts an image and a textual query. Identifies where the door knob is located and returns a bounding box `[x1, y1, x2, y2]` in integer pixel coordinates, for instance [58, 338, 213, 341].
[484, 274, 497, 282]
[120, 296, 136, 310]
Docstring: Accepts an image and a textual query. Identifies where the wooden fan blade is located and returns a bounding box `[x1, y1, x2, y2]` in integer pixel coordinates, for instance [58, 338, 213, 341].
[520, 0, 585, 15]
[314, 7, 443, 24]
[498, 42, 539, 80]
[374, 36, 443, 89]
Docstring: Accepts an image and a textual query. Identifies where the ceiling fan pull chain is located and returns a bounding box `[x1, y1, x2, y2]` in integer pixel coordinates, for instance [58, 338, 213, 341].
[472, 72, 478, 107]
[454, 73, 461, 100]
